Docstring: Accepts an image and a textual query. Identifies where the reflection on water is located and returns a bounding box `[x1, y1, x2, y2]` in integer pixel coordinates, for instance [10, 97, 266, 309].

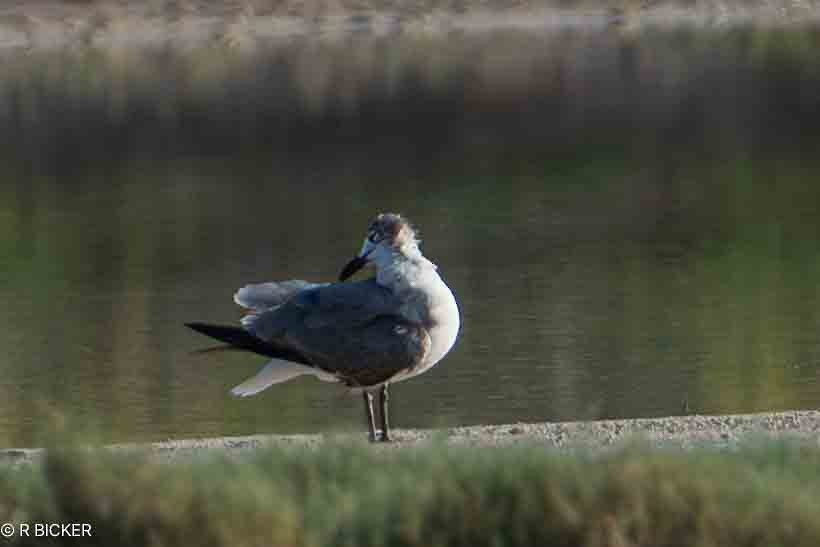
[1, 26, 820, 445]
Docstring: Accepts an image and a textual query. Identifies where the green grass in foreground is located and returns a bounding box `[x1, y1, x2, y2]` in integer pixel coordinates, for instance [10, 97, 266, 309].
[2, 441, 820, 546]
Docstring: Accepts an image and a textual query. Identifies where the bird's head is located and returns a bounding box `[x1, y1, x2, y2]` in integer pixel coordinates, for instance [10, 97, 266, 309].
[339, 213, 419, 281]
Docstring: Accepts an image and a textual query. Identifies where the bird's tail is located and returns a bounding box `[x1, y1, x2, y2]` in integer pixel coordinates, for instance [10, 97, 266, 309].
[185, 322, 308, 364]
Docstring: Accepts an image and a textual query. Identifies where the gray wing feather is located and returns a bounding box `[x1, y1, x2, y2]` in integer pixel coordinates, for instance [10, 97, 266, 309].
[245, 279, 399, 339]
[292, 317, 431, 386]
[234, 280, 322, 311]
[243, 279, 430, 386]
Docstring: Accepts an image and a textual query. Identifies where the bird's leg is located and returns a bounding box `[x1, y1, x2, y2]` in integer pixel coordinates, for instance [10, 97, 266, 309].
[363, 391, 378, 442]
[378, 384, 392, 442]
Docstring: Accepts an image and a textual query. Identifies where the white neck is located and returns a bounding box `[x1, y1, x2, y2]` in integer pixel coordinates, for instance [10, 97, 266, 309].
[371, 243, 436, 292]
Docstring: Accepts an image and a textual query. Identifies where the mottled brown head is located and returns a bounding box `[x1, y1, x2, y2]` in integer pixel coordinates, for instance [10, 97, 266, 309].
[339, 212, 419, 281]
[366, 213, 418, 250]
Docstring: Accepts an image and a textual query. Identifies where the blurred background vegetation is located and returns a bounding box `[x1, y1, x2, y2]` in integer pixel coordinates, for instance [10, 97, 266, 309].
[5, 440, 820, 546]
[1, 13, 820, 445]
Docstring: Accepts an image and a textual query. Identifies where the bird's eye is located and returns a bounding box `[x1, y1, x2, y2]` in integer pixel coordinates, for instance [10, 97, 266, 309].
[368, 232, 379, 243]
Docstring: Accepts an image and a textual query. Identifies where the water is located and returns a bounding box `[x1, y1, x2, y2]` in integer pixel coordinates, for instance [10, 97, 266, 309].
[1, 26, 820, 445]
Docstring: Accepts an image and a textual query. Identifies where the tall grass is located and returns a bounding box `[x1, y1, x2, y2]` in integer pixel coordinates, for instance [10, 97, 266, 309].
[2, 441, 820, 546]
[2, 25, 820, 174]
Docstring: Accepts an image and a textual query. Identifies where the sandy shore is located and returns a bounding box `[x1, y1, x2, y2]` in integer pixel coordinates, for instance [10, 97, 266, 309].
[0, 0, 818, 53]
[2, 410, 818, 466]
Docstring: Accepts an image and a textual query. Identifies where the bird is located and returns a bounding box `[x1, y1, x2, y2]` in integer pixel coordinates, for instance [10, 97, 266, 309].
[186, 213, 460, 442]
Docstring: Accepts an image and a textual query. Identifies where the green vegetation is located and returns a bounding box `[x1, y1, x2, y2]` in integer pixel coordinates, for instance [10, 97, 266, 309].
[2, 441, 820, 546]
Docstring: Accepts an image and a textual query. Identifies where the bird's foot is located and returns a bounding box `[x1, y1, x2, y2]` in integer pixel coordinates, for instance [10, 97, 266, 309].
[368, 429, 394, 443]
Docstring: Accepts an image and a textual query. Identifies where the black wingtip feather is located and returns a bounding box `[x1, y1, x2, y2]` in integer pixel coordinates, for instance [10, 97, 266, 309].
[185, 322, 310, 364]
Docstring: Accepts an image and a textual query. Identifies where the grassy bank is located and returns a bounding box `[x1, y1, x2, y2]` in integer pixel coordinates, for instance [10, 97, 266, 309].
[3, 440, 820, 546]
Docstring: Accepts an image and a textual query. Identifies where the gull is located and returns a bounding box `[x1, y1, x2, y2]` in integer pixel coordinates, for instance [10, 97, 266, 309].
[186, 213, 460, 442]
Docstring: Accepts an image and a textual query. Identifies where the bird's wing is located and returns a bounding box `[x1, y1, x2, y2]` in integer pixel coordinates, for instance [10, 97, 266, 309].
[242, 279, 398, 337]
[234, 280, 324, 311]
[243, 279, 431, 386]
[289, 314, 431, 386]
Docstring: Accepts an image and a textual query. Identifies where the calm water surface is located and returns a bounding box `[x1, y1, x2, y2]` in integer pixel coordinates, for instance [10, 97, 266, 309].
[1, 27, 820, 445]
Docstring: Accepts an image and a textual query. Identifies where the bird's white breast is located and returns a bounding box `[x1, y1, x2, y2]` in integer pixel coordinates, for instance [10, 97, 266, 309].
[392, 269, 460, 383]
[374, 248, 460, 383]
[422, 278, 460, 368]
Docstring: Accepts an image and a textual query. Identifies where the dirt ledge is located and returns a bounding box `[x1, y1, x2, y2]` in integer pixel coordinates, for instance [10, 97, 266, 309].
[2, 410, 818, 466]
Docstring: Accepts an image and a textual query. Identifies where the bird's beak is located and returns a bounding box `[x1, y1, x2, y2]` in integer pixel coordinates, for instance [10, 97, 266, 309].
[339, 253, 370, 281]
